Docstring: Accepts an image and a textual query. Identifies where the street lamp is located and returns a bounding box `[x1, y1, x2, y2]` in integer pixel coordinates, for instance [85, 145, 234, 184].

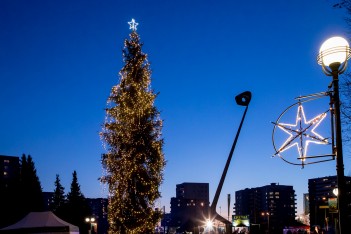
[317, 36, 351, 234]
[261, 212, 270, 234]
[85, 217, 96, 234]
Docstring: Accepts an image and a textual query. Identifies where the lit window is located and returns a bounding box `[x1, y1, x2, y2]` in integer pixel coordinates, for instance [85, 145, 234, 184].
[3, 171, 8, 176]
[4, 160, 10, 164]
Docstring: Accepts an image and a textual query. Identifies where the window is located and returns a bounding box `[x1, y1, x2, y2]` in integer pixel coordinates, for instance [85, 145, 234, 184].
[4, 159, 10, 164]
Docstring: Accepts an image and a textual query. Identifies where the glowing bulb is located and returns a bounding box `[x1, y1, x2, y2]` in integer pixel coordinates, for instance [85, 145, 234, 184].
[206, 220, 213, 229]
[333, 188, 339, 196]
[319, 36, 349, 67]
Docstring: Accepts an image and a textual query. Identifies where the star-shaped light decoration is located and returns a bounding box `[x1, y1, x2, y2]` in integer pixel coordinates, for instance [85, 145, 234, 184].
[128, 18, 139, 31]
[274, 102, 329, 164]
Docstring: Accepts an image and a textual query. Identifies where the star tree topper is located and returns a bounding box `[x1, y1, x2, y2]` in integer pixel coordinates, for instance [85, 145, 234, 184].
[274, 102, 328, 162]
[128, 18, 139, 31]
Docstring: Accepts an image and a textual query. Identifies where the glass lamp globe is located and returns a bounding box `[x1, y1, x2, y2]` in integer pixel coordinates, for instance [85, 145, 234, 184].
[319, 36, 349, 67]
[333, 188, 339, 196]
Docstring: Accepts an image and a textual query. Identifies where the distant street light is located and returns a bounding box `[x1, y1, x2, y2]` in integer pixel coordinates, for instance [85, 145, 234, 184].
[85, 217, 96, 234]
[317, 36, 351, 234]
[261, 212, 270, 234]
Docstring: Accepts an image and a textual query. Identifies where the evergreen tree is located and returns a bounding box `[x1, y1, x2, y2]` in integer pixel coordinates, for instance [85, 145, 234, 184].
[19, 154, 44, 216]
[51, 174, 66, 213]
[101, 19, 165, 233]
[65, 171, 91, 232]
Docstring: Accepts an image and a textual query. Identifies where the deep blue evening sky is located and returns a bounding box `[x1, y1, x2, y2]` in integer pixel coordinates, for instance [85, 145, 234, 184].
[1, 0, 350, 216]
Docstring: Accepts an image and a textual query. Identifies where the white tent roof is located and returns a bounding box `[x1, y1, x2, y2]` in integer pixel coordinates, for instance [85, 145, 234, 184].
[0, 211, 79, 234]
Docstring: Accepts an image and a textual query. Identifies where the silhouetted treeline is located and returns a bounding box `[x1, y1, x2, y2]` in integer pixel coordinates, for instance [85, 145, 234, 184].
[0, 154, 44, 228]
[51, 171, 91, 234]
[0, 155, 91, 234]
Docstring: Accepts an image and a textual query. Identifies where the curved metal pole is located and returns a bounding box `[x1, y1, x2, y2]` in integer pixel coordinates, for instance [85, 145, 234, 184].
[210, 91, 251, 226]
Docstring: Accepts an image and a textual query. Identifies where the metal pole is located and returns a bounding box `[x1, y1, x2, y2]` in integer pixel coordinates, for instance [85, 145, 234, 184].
[331, 67, 346, 234]
[210, 91, 252, 234]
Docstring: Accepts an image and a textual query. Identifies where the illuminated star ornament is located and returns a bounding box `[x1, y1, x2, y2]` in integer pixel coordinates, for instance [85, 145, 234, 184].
[128, 18, 139, 31]
[273, 102, 329, 164]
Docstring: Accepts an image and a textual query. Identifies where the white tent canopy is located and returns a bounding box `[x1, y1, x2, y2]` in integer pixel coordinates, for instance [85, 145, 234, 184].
[0, 211, 79, 234]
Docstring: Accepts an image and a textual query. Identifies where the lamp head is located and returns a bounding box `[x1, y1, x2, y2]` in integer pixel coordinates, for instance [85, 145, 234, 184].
[235, 91, 252, 106]
[318, 36, 351, 75]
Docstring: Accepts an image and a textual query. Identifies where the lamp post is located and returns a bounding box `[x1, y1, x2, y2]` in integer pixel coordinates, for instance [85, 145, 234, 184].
[85, 217, 96, 234]
[261, 212, 270, 234]
[317, 36, 351, 234]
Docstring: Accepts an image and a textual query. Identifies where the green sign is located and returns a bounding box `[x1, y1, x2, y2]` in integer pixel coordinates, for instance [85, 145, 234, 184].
[328, 198, 338, 213]
[232, 215, 250, 227]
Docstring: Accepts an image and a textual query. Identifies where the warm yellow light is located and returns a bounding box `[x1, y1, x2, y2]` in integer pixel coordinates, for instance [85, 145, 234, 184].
[85, 218, 90, 222]
[319, 36, 349, 67]
[91, 217, 96, 222]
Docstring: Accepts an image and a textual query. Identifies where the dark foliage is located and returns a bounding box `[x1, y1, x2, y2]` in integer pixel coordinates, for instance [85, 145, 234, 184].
[334, 0, 351, 149]
[19, 154, 44, 215]
[51, 174, 66, 215]
[60, 171, 91, 233]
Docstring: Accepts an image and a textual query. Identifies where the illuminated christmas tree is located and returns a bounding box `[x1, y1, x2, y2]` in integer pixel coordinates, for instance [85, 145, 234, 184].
[101, 19, 165, 234]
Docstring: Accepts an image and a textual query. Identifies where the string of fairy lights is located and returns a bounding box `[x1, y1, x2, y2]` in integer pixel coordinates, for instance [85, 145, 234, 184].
[100, 19, 165, 233]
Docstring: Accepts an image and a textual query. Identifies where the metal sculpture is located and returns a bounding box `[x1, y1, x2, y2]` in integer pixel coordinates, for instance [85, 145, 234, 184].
[209, 91, 251, 233]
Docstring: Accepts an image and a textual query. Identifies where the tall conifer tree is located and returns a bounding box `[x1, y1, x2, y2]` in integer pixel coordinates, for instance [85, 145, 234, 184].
[20, 154, 44, 215]
[101, 19, 165, 233]
[65, 171, 90, 232]
[51, 174, 65, 212]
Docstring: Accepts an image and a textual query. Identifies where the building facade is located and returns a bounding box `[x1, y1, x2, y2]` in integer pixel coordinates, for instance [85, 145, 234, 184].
[0, 155, 20, 194]
[308, 175, 351, 233]
[234, 183, 296, 234]
[86, 198, 109, 234]
[0, 155, 20, 227]
[169, 182, 209, 232]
